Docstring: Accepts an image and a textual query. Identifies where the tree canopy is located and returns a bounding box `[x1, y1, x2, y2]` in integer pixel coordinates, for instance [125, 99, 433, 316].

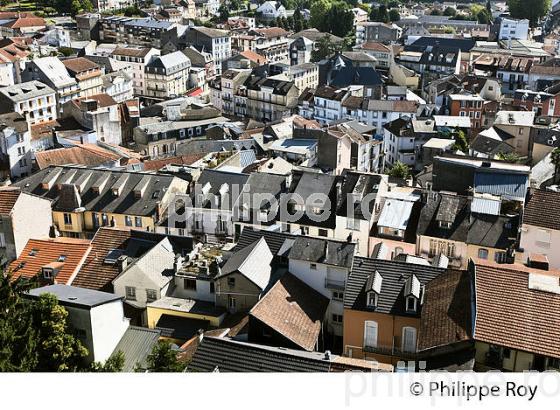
[310, 0, 354, 37]
[145, 340, 186, 372]
[507, 0, 551, 27]
[387, 161, 411, 179]
[0, 274, 89, 372]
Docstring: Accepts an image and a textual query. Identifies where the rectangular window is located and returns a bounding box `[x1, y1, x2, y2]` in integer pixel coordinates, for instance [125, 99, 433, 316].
[146, 289, 157, 302]
[401, 327, 417, 353]
[227, 277, 236, 287]
[101, 214, 108, 226]
[332, 290, 344, 301]
[478, 248, 489, 260]
[63, 213, 72, 225]
[125, 216, 133, 227]
[332, 314, 343, 324]
[125, 286, 136, 301]
[135, 217, 142, 227]
[310, 263, 317, 270]
[364, 321, 378, 348]
[184, 278, 197, 290]
[92, 213, 99, 227]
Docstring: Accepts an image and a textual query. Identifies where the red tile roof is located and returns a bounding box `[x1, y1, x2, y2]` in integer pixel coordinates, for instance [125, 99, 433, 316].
[8, 237, 92, 285]
[249, 273, 329, 351]
[142, 154, 205, 171]
[0, 187, 21, 216]
[474, 261, 560, 359]
[35, 144, 122, 169]
[71, 227, 133, 291]
[239, 50, 268, 65]
[1, 17, 46, 29]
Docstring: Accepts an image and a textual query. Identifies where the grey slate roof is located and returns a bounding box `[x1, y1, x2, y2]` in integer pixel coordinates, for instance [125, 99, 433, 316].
[188, 336, 332, 372]
[112, 326, 160, 372]
[288, 236, 355, 269]
[155, 315, 208, 341]
[15, 166, 179, 216]
[27, 284, 122, 309]
[0, 80, 55, 103]
[466, 213, 518, 249]
[234, 227, 293, 255]
[344, 257, 446, 316]
[417, 193, 470, 242]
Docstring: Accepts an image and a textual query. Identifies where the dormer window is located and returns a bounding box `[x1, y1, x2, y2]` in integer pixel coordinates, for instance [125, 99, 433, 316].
[42, 268, 53, 279]
[404, 274, 421, 313]
[367, 291, 378, 308]
[366, 270, 382, 309]
[439, 221, 452, 229]
[406, 296, 417, 312]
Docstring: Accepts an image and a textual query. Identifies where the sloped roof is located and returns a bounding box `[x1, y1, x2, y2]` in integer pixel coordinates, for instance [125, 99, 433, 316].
[112, 326, 160, 372]
[71, 227, 133, 292]
[34, 145, 121, 169]
[473, 261, 560, 359]
[219, 237, 272, 290]
[0, 187, 21, 216]
[344, 257, 446, 316]
[418, 270, 472, 351]
[249, 273, 329, 351]
[523, 189, 560, 230]
[8, 237, 91, 285]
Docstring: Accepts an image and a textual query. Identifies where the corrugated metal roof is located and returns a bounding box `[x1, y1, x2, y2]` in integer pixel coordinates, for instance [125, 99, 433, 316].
[474, 171, 528, 201]
[112, 326, 160, 372]
[471, 195, 501, 215]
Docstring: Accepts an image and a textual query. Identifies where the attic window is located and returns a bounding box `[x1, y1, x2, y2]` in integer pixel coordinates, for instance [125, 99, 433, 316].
[43, 268, 53, 279]
[152, 190, 160, 199]
[406, 296, 417, 312]
[29, 249, 39, 256]
[367, 291, 378, 308]
[104, 249, 124, 265]
[58, 255, 67, 262]
[439, 221, 452, 229]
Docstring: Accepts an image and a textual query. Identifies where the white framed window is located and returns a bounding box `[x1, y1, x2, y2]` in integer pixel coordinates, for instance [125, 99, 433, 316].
[478, 248, 489, 260]
[135, 217, 142, 227]
[63, 213, 72, 225]
[125, 286, 136, 301]
[401, 326, 417, 353]
[332, 290, 344, 301]
[125, 216, 133, 227]
[146, 289, 157, 302]
[406, 296, 417, 312]
[363, 320, 378, 348]
[367, 291, 378, 308]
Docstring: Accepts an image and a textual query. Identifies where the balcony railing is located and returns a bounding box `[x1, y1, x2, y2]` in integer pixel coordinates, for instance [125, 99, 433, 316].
[363, 344, 417, 359]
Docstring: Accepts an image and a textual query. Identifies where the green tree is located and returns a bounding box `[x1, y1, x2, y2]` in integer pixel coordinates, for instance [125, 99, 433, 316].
[89, 351, 125, 372]
[387, 161, 410, 179]
[311, 34, 344, 62]
[430, 9, 442, 16]
[497, 152, 521, 163]
[453, 130, 469, 154]
[551, 147, 560, 182]
[508, 0, 551, 27]
[320, 1, 354, 37]
[443, 6, 456, 17]
[476, 9, 491, 24]
[146, 340, 186, 372]
[388, 9, 400, 22]
[0, 275, 38, 372]
[310, 0, 331, 29]
[218, 3, 230, 21]
[370, 5, 389, 23]
[31, 294, 88, 372]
